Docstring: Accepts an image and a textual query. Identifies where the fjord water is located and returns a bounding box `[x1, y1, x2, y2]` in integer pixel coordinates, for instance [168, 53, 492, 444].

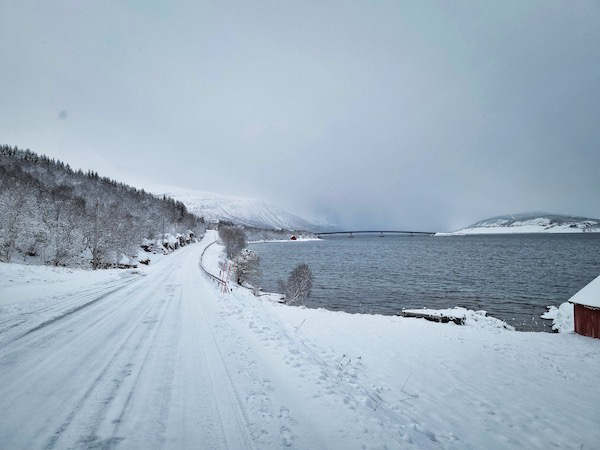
[250, 234, 600, 331]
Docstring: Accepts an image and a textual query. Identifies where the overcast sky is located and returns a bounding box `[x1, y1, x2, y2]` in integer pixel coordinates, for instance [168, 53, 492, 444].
[1, 1, 599, 231]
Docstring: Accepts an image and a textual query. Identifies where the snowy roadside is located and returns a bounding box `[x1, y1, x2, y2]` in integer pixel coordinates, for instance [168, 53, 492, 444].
[0, 246, 173, 307]
[202, 232, 600, 449]
[0, 262, 131, 317]
[0, 245, 187, 349]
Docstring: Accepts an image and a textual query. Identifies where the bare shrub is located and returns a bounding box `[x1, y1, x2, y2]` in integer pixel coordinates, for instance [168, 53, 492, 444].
[218, 225, 247, 259]
[277, 278, 287, 294]
[235, 248, 260, 286]
[284, 263, 313, 305]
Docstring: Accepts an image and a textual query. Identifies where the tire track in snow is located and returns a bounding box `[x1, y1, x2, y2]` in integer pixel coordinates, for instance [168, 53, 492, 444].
[81, 277, 184, 448]
[42, 262, 182, 449]
[107, 288, 182, 448]
[42, 302, 164, 448]
[198, 305, 255, 450]
[0, 276, 156, 372]
[14, 282, 132, 341]
[180, 252, 256, 450]
[0, 277, 132, 340]
[1, 260, 176, 357]
[75, 284, 177, 448]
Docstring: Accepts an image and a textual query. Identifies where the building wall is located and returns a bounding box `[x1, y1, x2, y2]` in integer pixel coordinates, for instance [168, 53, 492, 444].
[574, 304, 600, 339]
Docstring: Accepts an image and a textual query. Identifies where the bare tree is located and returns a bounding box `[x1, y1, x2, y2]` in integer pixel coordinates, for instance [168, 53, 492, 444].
[235, 248, 260, 286]
[219, 225, 247, 259]
[0, 182, 26, 262]
[283, 263, 313, 305]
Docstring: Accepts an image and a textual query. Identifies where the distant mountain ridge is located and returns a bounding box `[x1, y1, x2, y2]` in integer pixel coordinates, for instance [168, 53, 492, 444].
[438, 212, 600, 235]
[150, 186, 326, 231]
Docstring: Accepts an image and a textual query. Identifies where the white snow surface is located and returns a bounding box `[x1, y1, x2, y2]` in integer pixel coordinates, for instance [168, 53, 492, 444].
[1, 231, 599, 449]
[402, 307, 515, 330]
[437, 213, 600, 235]
[541, 302, 575, 333]
[568, 274, 600, 308]
[150, 185, 324, 231]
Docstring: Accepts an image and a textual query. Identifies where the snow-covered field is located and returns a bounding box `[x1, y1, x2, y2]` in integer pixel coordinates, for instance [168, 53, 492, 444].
[1, 231, 599, 449]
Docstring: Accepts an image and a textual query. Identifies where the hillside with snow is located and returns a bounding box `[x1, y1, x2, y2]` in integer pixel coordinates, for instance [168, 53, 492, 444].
[437, 212, 600, 236]
[151, 185, 326, 231]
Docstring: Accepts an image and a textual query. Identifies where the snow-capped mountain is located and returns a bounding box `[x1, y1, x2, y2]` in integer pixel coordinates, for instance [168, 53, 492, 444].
[437, 212, 600, 235]
[151, 185, 324, 231]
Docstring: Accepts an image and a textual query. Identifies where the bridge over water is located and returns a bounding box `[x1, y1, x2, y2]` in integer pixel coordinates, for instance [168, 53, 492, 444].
[316, 230, 436, 237]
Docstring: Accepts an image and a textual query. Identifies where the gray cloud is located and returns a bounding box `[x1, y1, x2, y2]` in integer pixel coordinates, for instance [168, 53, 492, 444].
[1, 1, 599, 231]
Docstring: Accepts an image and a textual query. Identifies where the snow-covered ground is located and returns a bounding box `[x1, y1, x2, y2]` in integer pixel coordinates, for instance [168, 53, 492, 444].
[1, 231, 599, 449]
[402, 307, 515, 330]
[437, 213, 600, 235]
[541, 302, 574, 333]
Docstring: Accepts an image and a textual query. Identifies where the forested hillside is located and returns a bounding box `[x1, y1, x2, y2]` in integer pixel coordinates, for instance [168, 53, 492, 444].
[0, 145, 204, 267]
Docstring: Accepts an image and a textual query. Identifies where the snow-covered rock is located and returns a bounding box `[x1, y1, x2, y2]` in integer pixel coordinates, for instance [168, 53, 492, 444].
[402, 307, 515, 330]
[541, 302, 574, 333]
[437, 212, 600, 235]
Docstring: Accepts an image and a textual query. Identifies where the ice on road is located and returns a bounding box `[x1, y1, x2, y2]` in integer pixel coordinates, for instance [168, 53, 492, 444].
[1, 231, 599, 449]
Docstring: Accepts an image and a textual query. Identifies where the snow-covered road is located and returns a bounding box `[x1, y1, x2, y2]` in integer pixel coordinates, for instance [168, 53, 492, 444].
[1, 231, 599, 449]
[0, 238, 257, 449]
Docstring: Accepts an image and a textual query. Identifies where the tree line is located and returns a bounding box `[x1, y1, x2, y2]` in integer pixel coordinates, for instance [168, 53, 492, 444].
[0, 145, 204, 267]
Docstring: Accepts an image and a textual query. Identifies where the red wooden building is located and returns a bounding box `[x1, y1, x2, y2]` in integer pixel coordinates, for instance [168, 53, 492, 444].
[568, 274, 600, 339]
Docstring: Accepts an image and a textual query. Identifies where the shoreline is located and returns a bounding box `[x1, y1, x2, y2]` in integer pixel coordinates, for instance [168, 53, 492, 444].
[205, 235, 572, 334]
[436, 229, 600, 236]
[249, 238, 322, 244]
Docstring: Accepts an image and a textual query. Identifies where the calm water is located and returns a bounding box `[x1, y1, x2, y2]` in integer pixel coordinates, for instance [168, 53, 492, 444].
[250, 234, 600, 331]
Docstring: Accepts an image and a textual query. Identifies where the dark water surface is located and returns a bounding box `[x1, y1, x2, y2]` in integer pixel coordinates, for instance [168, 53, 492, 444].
[250, 234, 600, 331]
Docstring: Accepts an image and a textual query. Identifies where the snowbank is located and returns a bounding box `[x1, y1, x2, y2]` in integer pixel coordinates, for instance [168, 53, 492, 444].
[402, 307, 515, 330]
[0, 262, 135, 314]
[541, 302, 574, 333]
